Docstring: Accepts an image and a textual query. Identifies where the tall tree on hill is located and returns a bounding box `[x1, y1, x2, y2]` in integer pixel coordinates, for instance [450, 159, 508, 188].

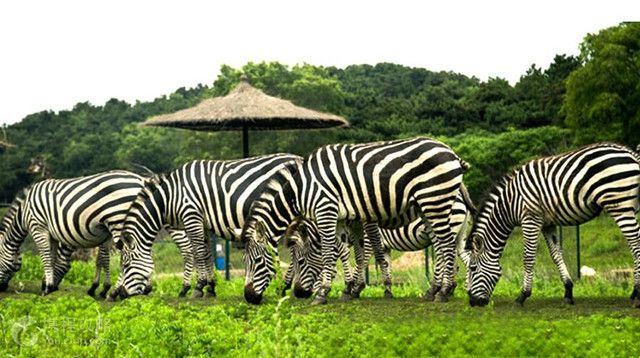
[564, 22, 640, 145]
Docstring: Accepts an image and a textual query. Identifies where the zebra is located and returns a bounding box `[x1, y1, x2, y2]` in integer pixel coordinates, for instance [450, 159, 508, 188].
[0, 171, 193, 297]
[285, 187, 475, 300]
[465, 143, 640, 307]
[115, 154, 303, 299]
[282, 222, 357, 299]
[243, 137, 468, 305]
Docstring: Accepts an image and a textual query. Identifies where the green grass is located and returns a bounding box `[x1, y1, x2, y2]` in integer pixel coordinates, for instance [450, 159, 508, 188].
[1, 214, 640, 356]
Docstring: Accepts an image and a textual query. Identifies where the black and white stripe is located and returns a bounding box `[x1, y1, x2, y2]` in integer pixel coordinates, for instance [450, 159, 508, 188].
[243, 137, 468, 304]
[117, 154, 303, 298]
[286, 188, 473, 299]
[0, 171, 191, 297]
[466, 143, 640, 307]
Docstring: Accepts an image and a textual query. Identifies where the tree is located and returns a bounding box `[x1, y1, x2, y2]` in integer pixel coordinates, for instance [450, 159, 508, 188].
[564, 22, 640, 145]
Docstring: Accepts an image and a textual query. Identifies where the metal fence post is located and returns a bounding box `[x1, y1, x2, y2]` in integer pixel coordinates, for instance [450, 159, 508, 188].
[576, 225, 581, 280]
[365, 264, 370, 286]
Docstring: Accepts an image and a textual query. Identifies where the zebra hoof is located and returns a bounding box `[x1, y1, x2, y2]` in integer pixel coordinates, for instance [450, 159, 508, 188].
[434, 292, 449, 303]
[339, 292, 353, 301]
[178, 285, 191, 298]
[311, 296, 328, 305]
[205, 288, 216, 298]
[424, 284, 441, 302]
[98, 288, 110, 299]
[633, 298, 640, 309]
[563, 297, 575, 305]
[192, 289, 204, 298]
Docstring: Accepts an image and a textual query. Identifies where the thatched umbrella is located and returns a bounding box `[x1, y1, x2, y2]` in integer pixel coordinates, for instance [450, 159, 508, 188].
[141, 75, 348, 157]
[140, 75, 348, 278]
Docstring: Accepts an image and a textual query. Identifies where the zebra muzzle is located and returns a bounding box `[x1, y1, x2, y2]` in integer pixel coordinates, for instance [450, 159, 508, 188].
[0, 281, 8, 292]
[293, 282, 313, 299]
[244, 283, 263, 304]
[469, 294, 489, 307]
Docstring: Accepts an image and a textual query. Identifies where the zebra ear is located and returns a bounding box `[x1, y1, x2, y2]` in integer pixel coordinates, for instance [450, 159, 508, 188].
[284, 218, 306, 242]
[114, 236, 124, 250]
[254, 220, 268, 243]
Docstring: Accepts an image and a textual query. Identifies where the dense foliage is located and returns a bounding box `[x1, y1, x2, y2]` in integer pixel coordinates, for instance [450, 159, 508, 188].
[1, 215, 639, 356]
[0, 22, 637, 204]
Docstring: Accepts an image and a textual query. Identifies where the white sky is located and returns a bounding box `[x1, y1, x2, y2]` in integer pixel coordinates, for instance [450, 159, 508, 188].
[0, 0, 636, 126]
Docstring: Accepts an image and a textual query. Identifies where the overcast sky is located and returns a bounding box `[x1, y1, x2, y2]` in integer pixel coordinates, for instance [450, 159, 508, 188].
[0, 1, 636, 126]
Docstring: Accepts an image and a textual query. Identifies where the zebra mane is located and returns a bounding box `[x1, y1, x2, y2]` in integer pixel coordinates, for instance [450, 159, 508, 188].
[0, 186, 31, 235]
[129, 174, 166, 213]
[241, 159, 303, 243]
[465, 169, 517, 250]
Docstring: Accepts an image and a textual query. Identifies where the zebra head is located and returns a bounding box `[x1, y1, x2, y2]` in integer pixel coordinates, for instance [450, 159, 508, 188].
[117, 177, 167, 298]
[286, 219, 353, 298]
[242, 219, 278, 304]
[284, 218, 330, 298]
[0, 189, 30, 291]
[465, 178, 517, 307]
[118, 230, 154, 298]
[465, 230, 502, 307]
[0, 241, 22, 292]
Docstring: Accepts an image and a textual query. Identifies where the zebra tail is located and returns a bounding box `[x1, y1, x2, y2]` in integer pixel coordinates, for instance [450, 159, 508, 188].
[459, 183, 478, 216]
[459, 159, 471, 173]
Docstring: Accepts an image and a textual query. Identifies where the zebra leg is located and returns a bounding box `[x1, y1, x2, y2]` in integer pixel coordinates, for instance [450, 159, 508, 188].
[516, 218, 543, 306]
[312, 209, 339, 305]
[607, 209, 640, 308]
[418, 193, 458, 302]
[203, 238, 216, 297]
[169, 229, 194, 298]
[363, 223, 392, 299]
[183, 216, 211, 299]
[283, 264, 294, 297]
[97, 242, 112, 298]
[425, 238, 443, 301]
[350, 233, 367, 299]
[383, 249, 393, 298]
[339, 239, 356, 301]
[32, 230, 57, 295]
[542, 226, 574, 305]
[53, 244, 73, 291]
[88, 245, 103, 297]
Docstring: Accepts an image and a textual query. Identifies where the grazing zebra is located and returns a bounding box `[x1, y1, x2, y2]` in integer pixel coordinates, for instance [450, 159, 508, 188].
[0, 171, 192, 297]
[243, 137, 468, 305]
[466, 143, 640, 307]
[285, 188, 475, 300]
[282, 223, 356, 299]
[116, 154, 303, 298]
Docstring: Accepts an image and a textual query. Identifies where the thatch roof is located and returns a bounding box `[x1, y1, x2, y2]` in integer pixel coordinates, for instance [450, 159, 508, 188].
[141, 77, 348, 131]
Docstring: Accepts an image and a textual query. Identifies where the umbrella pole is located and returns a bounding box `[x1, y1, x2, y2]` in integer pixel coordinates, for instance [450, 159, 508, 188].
[242, 126, 249, 158]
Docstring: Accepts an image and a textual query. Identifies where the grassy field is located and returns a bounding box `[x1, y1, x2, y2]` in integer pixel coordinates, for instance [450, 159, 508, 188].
[1, 215, 640, 356]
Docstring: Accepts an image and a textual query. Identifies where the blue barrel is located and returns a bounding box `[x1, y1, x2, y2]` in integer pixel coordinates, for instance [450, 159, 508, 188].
[215, 256, 225, 270]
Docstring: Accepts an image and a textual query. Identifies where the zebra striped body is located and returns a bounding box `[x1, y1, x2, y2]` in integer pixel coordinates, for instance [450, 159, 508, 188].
[0, 171, 192, 297]
[287, 189, 473, 299]
[243, 137, 467, 304]
[466, 143, 640, 307]
[118, 154, 303, 298]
